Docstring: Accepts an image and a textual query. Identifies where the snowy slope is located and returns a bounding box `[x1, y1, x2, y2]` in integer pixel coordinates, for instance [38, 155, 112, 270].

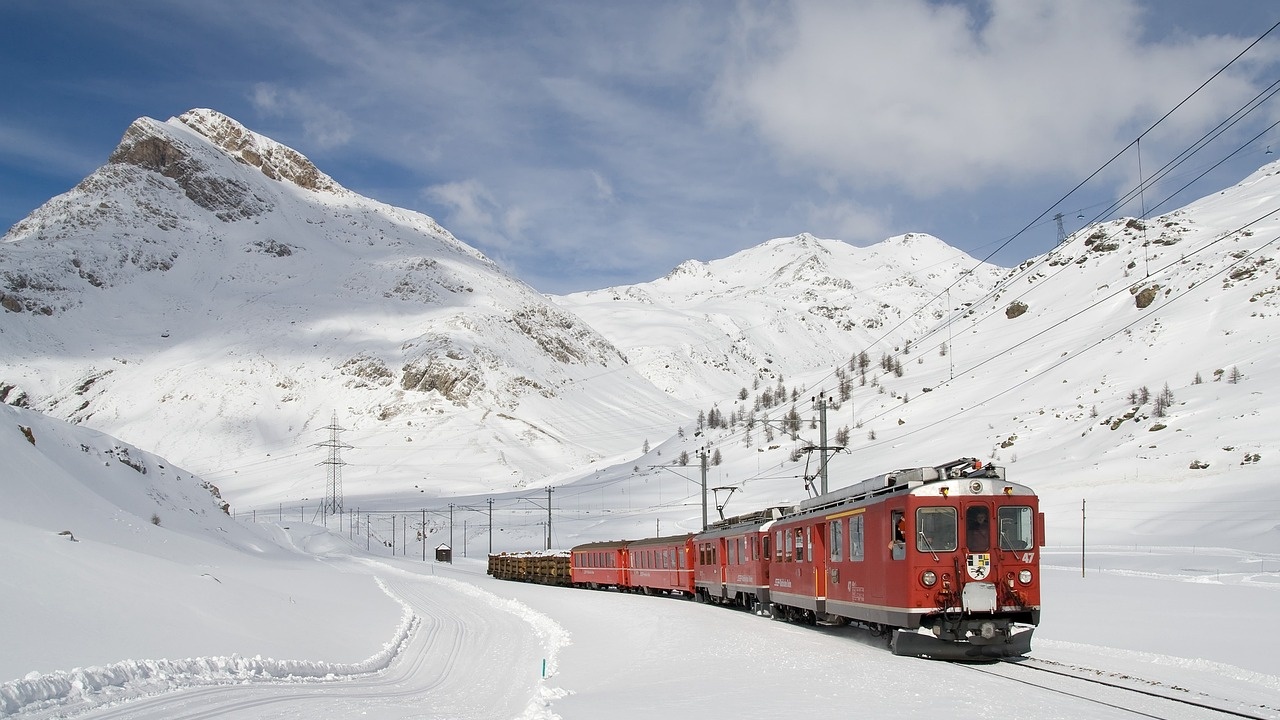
[0, 110, 685, 506]
[556, 232, 1003, 401]
[2, 405, 1277, 719]
[551, 163, 1280, 555]
[4, 137, 1280, 717]
[0, 403, 401, 684]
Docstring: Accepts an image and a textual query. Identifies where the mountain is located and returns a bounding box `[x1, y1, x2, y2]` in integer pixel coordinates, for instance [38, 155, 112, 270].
[555, 231, 1003, 401]
[553, 165, 1280, 552]
[0, 109, 683, 505]
[3, 109, 1280, 556]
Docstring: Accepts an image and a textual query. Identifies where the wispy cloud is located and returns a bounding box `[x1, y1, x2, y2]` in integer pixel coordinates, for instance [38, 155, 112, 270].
[714, 0, 1265, 196]
[3, 0, 1277, 291]
[0, 121, 104, 178]
[250, 84, 353, 150]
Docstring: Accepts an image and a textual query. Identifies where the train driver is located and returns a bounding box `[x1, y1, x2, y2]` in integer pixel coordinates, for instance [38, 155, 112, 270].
[966, 506, 991, 552]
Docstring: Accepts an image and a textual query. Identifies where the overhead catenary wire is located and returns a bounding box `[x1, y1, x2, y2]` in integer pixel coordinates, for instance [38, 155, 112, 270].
[690, 23, 1280, 477]
[229, 19, 1280, 521]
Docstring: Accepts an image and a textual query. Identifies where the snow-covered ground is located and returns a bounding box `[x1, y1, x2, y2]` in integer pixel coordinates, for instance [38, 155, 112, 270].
[6, 547, 1277, 719]
[3, 405, 1278, 720]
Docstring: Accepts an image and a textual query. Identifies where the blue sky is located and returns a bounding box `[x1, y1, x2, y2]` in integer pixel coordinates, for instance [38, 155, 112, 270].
[3, 1, 1279, 294]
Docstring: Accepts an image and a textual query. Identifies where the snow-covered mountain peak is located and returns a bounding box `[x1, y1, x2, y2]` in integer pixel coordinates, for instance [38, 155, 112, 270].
[170, 109, 347, 195]
[557, 232, 1003, 399]
[0, 110, 683, 499]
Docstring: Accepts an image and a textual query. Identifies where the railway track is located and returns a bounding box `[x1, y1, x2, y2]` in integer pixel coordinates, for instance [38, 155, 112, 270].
[962, 656, 1280, 720]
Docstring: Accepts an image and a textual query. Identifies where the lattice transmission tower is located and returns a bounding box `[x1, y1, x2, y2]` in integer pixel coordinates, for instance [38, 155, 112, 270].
[316, 411, 352, 520]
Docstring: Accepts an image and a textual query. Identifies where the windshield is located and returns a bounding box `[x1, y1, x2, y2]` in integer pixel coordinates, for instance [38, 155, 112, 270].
[916, 507, 957, 552]
[998, 506, 1035, 550]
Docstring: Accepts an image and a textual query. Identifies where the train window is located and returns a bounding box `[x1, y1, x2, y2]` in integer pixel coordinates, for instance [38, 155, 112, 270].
[729, 538, 737, 565]
[916, 507, 958, 552]
[850, 515, 865, 562]
[752, 536, 760, 561]
[830, 520, 843, 562]
[998, 506, 1034, 550]
[794, 528, 806, 562]
[763, 534, 772, 562]
[805, 527, 813, 562]
[785, 529, 794, 561]
[890, 510, 906, 560]
[965, 506, 991, 552]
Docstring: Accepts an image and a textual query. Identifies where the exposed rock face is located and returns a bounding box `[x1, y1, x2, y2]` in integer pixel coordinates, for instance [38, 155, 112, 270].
[1134, 284, 1160, 309]
[108, 118, 269, 221]
[174, 109, 345, 194]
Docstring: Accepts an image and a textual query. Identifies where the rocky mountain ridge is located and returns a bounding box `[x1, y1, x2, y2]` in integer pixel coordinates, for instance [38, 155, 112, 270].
[4, 108, 1280, 520]
[0, 109, 675, 502]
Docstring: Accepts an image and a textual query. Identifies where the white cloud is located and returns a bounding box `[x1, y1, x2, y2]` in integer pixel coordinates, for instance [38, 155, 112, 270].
[715, 0, 1264, 196]
[424, 179, 501, 238]
[0, 121, 102, 177]
[250, 83, 353, 150]
[797, 199, 891, 246]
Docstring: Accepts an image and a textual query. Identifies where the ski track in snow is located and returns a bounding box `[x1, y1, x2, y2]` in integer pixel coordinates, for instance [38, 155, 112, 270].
[0, 565, 571, 720]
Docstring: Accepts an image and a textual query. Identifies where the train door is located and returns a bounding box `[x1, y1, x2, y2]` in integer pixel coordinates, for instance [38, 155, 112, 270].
[962, 502, 994, 585]
[963, 503, 993, 553]
[876, 507, 908, 604]
[813, 521, 828, 603]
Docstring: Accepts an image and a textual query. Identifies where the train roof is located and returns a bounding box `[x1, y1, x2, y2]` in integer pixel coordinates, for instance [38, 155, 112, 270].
[571, 533, 693, 552]
[697, 507, 792, 538]
[788, 457, 1017, 518]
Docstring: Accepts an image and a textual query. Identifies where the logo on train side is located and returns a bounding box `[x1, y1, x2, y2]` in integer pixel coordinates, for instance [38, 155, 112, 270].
[966, 553, 991, 580]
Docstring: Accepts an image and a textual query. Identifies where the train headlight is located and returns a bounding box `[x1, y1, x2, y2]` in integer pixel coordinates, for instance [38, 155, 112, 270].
[921, 570, 938, 587]
[1019, 569, 1033, 584]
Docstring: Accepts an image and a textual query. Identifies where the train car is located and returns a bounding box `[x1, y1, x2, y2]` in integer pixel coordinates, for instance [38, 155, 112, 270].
[765, 458, 1042, 659]
[624, 534, 695, 596]
[570, 539, 630, 590]
[693, 507, 787, 612]
[487, 551, 572, 586]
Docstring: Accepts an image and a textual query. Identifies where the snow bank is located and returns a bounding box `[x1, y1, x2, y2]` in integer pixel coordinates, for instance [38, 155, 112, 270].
[0, 578, 417, 717]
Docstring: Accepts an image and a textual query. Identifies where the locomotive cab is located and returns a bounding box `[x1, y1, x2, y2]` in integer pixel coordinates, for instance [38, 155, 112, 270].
[892, 468, 1043, 660]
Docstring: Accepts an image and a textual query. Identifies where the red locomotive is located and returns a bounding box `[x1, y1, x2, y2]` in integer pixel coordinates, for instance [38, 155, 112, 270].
[760, 457, 1041, 659]
[490, 457, 1042, 661]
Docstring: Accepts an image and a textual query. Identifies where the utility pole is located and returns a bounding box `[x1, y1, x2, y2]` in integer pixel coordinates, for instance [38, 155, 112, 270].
[1081, 499, 1087, 578]
[699, 446, 708, 532]
[487, 498, 494, 555]
[315, 411, 352, 523]
[421, 509, 426, 561]
[449, 503, 454, 552]
[817, 392, 830, 494]
[546, 486, 554, 549]
[803, 392, 844, 497]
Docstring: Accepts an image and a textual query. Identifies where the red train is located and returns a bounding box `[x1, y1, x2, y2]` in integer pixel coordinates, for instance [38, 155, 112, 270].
[489, 457, 1042, 661]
